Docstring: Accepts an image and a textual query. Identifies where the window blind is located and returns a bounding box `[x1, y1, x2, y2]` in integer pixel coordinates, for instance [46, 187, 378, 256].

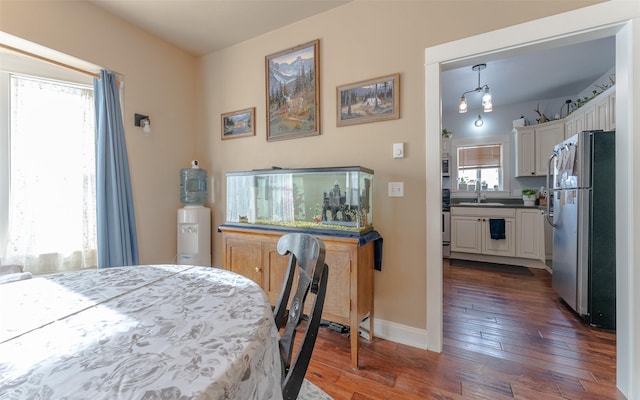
[458, 144, 501, 169]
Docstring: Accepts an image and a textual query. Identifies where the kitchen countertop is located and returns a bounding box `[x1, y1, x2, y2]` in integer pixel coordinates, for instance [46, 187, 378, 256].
[450, 201, 547, 210]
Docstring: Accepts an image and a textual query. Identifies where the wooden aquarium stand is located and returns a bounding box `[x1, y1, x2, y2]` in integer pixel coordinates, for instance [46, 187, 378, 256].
[218, 225, 379, 369]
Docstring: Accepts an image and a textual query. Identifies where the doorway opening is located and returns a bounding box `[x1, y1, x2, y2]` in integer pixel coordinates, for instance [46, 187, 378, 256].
[425, 4, 637, 397]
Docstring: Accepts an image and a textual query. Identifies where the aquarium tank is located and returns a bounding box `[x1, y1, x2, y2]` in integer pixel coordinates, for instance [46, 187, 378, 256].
[225, 166, 373, 234]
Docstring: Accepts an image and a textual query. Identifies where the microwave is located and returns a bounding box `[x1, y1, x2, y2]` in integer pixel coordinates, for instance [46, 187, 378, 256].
[441, 156, 450, 177]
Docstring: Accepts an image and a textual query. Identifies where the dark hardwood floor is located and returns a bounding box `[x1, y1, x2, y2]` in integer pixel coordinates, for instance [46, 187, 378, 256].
[305, 259, 624, 399]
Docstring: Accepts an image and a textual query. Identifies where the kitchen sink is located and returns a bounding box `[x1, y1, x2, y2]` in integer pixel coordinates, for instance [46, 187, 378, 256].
[458, 202, 505, 206]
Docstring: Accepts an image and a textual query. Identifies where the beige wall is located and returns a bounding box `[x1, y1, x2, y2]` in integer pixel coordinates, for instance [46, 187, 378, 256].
[0, 0, 198, 265]
[198, 0, 602, 329]
[0, 0, 602, 331]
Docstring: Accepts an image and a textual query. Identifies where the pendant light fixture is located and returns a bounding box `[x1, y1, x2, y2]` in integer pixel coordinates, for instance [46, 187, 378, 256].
[458, 63, 493, 113]
[474, 115, 484, 127]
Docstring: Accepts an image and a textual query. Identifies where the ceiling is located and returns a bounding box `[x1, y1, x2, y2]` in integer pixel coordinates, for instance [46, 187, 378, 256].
[441, 36, 615, 113]
[85, 0, 615, 111]
[87, 0, 351, 56]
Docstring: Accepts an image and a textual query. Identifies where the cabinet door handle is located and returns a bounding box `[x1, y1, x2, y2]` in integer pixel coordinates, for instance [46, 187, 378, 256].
[255, 267, 262, 273]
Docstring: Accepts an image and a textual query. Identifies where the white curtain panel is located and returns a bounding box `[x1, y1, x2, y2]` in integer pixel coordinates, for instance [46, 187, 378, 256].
[4, 75, 97, 274]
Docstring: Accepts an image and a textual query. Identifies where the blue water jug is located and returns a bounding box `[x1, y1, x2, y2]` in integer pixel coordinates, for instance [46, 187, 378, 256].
[180, 160, 207, 205]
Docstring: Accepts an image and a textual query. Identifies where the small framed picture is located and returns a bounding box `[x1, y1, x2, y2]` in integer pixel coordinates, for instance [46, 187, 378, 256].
[336, 73, 400, 127]
[221, 107, 255, 140]
[265, 39, 320, 141]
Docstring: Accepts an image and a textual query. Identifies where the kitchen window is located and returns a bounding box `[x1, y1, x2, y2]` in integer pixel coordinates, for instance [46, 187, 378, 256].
[456, 143, 504, 192]
[0, 68, 97, 274]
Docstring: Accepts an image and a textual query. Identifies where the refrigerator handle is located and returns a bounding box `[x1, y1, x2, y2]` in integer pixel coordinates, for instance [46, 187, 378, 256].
[546, 152, 558, 228]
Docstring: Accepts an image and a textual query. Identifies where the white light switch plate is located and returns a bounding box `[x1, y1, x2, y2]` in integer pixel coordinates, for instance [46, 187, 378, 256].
[388, 182, 404, 197]
[393, 142, 404, 159]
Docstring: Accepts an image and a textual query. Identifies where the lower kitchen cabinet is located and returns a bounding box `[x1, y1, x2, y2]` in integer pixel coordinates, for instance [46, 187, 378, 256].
[451, 207, 515, 257]
[516, 208, 545, 261]
[219, 225, 375, 369]
[450, 216, 483, 253]
[451, 206, 549, 264]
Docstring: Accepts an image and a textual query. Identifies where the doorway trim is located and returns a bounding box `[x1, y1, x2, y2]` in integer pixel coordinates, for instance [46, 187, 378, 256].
[424, 2, 639, 398]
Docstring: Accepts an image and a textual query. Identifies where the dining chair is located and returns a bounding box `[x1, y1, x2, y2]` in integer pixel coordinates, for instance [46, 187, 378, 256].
[273, 233, 329, 400]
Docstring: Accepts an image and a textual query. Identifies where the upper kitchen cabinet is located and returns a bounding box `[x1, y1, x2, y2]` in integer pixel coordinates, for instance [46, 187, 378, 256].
[514, 119, 564, 177]
[514, 126, 535, 177]
[441, 136, 451, 157]
[564, 86, 615, 138]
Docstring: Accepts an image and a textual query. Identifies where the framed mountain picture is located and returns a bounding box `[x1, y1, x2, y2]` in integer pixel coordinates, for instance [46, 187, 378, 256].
[265, 39, 320, 141]
[337, 73, 400, 127]
[221, 107, 255, 140]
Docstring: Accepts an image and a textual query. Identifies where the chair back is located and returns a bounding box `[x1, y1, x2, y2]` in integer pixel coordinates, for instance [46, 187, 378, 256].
[273, 233, 329, 400]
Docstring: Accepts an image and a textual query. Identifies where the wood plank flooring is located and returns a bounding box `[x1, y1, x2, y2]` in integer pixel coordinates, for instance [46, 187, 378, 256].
[304, 259, 624, 399]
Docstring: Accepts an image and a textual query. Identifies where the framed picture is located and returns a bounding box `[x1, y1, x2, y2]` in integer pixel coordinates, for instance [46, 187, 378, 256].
[336, 73, 400, 127]
[221, 107, 255, 140]
[265, 39, 320, 141]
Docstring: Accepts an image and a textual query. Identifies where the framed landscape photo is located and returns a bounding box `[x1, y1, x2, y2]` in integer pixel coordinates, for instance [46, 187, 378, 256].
[265, 39, 320, 141]
[336, 73, 400, 127]
[221, 107, 255, 140]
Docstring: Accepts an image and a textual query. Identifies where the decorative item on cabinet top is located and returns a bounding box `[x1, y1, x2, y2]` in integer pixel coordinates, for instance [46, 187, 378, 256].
[224, 166, 374, 234]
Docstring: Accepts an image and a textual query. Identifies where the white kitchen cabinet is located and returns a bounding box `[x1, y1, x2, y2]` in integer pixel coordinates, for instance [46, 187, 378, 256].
[516, 209, 545, 261]
[565, 110, 585, 139]
[564, 86, 615, 138]
[595, 97, 609, 131]
[593, 86, 615, 131]
[514, 120, 564, 177]
[534, 121, 565, 176]
[450, 216, 483, 253]
[441, 137, 451, 157]
[583, 102, 597, 131]
[451, 207, 515, 257]
[564, 118, 575, 139]
[482, 218, 515, 256]
[514, 127, 536, 176]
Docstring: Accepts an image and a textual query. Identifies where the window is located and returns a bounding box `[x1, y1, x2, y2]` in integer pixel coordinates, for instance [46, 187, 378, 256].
[0, 72, 97, 274]
[456, 144, 503, 191]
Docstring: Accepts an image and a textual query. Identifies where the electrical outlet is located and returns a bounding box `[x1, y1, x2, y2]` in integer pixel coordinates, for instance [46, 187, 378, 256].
[388, 182, 404, 197]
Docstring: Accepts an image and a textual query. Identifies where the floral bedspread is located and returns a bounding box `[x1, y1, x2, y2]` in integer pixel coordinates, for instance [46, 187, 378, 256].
[0, 265, 283, 400]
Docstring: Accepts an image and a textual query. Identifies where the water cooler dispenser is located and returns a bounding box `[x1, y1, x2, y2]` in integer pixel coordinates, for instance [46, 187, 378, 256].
[177, 160, 211, 266]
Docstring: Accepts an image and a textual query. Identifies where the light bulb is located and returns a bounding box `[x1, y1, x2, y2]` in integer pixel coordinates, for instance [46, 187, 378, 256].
[483, 100, 493, 113]
[142, 119, 151, 135]
[458, 97, 468, 113]
[474, 115, 484, 127]
[482, 89, 492, 105]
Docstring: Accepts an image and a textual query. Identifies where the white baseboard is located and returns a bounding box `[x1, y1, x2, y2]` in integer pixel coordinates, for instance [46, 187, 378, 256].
[361, 318, 428, 350]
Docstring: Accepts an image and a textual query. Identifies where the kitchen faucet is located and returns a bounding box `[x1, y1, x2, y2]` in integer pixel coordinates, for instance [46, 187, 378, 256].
[475, 181, 484, 203]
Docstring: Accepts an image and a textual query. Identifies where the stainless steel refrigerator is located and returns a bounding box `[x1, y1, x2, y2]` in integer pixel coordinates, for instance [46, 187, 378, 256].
[545, 130, 615, 330]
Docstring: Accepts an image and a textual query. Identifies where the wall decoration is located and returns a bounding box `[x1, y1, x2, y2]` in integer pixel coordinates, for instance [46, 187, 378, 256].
[336, 73, 400, 127]
[221, 107, 255, 140]
[265, 39, 320, 141]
